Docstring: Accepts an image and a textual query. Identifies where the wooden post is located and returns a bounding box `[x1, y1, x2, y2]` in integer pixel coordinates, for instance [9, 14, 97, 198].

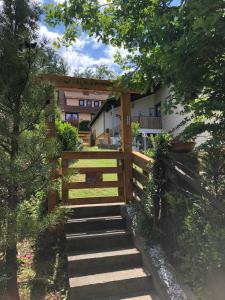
[120, 92, 133, 203]
[62, 158, 69, 204]
[117, 159, 123, 198]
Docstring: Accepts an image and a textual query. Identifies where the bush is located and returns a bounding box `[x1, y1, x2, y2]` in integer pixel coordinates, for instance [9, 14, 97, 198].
[79, 120, 90, 132]
[55, 120, 80, 151]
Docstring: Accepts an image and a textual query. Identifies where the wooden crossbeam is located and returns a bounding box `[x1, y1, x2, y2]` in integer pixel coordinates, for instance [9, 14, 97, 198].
[64, 196, 124, 205]
[133, 182, 147, 199]
[68, 167, 123, 174]
[66, 181, 123, 189]
[132, 152, 153, 172]
[39, 74, 138, 93]
[133, 168, 148, 185]
[62, 151, 124, 160]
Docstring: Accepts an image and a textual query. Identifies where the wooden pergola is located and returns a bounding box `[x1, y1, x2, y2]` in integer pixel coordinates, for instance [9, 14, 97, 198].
[41, 74, 134, 210]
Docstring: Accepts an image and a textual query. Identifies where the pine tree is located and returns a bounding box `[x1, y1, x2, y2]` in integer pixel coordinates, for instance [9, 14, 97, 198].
[0, 0, 63, 298]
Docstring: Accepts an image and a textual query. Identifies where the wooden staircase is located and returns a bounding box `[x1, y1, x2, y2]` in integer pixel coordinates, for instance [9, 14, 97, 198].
[65, 204, 160, 300]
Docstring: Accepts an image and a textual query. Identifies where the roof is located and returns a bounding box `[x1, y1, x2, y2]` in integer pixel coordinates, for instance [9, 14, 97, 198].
[90, 90, 158, 126]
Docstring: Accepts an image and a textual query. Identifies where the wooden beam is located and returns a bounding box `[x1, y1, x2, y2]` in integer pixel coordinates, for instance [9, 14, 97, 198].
[62, 159, 69, 204]
[68, 167, 123, 174]
[62, 151, 124, 160]
[132, 151, 153, 173]
[120, 92, 133, 203]
[66, 181, 123, 189]
[133, 168, 148, 185]
[64, 196, 124, 205]
[133, 182, 147, 199]
[39, 74, 138, 93]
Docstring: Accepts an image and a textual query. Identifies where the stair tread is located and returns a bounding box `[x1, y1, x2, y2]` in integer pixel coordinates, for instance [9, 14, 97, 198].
[69, 268, 150, 288]
[68, 248, 140, 262]
[67, 215, 123, 223]
[66, 229, 131, 240]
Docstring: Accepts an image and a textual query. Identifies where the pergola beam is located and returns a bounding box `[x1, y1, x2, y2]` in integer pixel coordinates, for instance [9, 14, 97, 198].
[39, 74, 138, 93]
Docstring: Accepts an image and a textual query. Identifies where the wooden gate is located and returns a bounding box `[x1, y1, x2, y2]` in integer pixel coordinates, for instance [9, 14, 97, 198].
[62, 151, 126, 205]
[43, 75, 135, 211]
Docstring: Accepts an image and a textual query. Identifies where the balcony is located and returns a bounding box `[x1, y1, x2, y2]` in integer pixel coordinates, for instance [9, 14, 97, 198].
[66, 119, 79, 127]
[131, 116, 162, 129]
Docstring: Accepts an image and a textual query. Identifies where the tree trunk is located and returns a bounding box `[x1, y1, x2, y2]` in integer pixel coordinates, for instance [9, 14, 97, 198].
[5, 118, 20, 300]
[5, 242, 19, 300]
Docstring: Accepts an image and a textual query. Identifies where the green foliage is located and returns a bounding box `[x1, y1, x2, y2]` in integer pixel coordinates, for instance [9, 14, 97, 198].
[0, 0, 67, 295]
[55, 120, 81, 151]
[74, 64, 117, 80]
[45, 0, 225, 144]
[132, 134, 171, 239]
[0, 192, 68, 251]
[131, 122, 140, 141]
[79, 120, 90, 132]
[132, 133, 225, 295]
[31, 230, 69, 299]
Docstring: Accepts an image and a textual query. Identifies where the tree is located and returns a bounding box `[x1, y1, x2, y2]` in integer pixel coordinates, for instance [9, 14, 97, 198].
[45, 0, 225, 144]
[0, 0, 64, 298]
[73, 64, 117, 80]
[36, 46, 68, 75]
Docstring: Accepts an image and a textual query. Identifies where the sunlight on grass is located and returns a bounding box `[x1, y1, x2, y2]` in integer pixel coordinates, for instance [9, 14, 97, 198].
[70, 188, 118, 199]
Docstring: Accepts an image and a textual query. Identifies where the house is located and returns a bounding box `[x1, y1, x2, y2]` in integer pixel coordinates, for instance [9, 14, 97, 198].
[90, 86, 208, 149]
[58, 89, 110, 128]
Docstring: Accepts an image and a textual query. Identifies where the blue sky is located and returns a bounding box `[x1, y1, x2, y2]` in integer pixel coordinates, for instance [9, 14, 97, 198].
[39, 0, 181, 75]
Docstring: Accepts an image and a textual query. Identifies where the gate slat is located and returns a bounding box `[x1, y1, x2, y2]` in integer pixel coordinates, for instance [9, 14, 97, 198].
[62, 151, 124, 159]
[64, 196, 124, 205]
[66, 181, 123, 189]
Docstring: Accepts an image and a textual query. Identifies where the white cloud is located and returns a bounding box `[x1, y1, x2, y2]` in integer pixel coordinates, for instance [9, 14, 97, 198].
[98, 0, 108, 4]
[39, 25, 60, 41]
[38, 24, 126, 76]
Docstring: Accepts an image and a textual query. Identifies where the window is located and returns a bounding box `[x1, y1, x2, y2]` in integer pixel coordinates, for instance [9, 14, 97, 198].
[94, 100, 100, 107]
[86, 100, 92, 107]
[91, 113, 96, 120]
[149, 107, 155, 116]
[154, 102, 161, 117]
[79, 99, 85, 107]
[65, 113, 78, 121]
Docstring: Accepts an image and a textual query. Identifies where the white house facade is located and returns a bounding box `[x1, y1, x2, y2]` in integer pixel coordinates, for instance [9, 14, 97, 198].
[90, 86, 208, 148]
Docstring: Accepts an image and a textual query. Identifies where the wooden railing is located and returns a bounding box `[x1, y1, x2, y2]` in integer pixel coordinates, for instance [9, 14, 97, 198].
[78, 131, 91, 146]
[66, 119, 79, 127]
[62, 151, 125, 205]
[132, 116, 162, 129]
[132, 152, 153, 201]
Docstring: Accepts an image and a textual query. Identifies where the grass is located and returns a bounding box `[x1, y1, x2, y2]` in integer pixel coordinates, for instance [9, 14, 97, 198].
[69, 146, 119, 200]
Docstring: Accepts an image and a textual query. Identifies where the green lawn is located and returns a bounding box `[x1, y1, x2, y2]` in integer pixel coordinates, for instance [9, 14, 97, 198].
[69, 147, 119, 199]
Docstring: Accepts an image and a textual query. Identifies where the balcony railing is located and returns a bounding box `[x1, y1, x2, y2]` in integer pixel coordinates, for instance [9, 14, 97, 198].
[131, 116, 162, 129]
[66, 119, 79, 127]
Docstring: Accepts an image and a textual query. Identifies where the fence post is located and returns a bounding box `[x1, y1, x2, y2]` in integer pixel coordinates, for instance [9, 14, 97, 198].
[62, 158, 69, 204]
[120, 92, 133, 203]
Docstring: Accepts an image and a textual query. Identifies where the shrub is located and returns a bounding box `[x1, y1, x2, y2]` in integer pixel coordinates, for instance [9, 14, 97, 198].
[55, 120, 80, 151]
[79, 120, 90, 132]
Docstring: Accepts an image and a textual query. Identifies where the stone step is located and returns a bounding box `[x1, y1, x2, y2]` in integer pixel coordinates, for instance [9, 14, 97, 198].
[70, 268, 154, 300]
[68, 248, 142, 277]
[66, 203, 123, 219]
[66, 230, 133, 252]
[65, 215, 126, 234]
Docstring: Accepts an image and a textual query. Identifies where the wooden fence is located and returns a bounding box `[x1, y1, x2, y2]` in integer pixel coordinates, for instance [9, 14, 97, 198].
[132, 151, 153, 201]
